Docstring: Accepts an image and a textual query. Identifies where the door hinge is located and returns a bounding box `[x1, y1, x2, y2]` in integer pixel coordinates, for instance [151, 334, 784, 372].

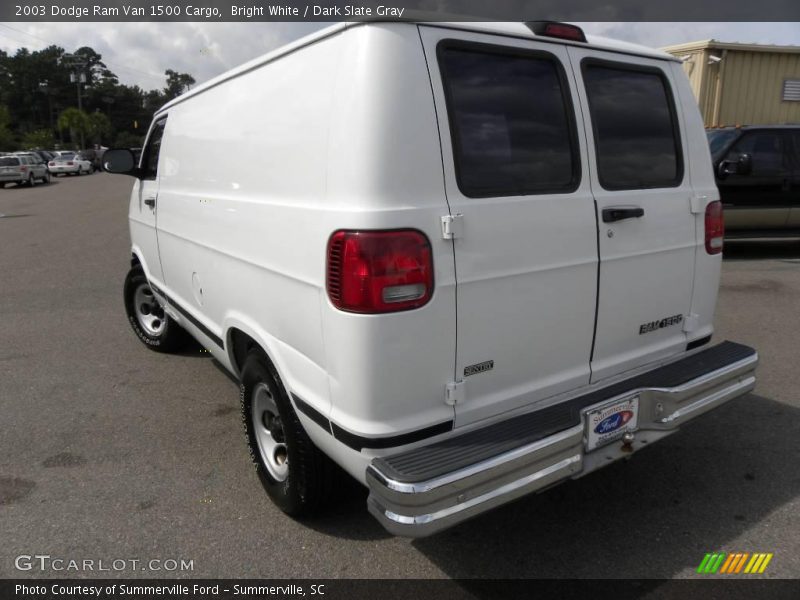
[441, 214, 464, 240]
[690, 195, 708, 214]
[445, 380, 465, 406]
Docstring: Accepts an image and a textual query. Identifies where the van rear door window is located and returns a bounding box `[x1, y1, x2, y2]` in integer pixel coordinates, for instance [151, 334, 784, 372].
[583, 62, 682, 190]
[438, 43, 579, 198]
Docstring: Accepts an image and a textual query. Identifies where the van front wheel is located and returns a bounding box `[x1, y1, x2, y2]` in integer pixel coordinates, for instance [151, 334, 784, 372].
[123, 266, 189, 352]
[240, 351, 333, 517]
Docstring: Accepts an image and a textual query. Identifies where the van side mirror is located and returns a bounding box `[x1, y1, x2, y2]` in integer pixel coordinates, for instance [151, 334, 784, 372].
[103, 148, 140, 177]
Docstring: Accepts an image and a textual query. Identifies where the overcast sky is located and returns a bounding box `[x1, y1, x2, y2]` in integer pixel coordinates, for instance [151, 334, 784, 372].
[0, 22, 798, 90]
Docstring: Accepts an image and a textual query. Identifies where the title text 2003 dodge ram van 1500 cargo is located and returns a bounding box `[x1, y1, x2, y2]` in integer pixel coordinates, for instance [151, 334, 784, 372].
[104, 21, 758, 537]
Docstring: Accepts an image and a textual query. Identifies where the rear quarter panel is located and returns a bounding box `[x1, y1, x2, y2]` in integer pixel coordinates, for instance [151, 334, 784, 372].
[671, 61, 721, 343]
[153, 24, 456, 481]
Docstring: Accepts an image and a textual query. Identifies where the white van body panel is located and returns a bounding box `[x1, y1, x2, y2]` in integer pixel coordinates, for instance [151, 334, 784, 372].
[149, 24, 457, 461]
[668, 60, 722, 343]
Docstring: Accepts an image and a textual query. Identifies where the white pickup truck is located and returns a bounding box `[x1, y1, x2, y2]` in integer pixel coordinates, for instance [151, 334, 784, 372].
[104, 21, 758, 537]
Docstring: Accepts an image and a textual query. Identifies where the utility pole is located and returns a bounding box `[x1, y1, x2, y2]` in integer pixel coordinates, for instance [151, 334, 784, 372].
[61, 53, 88, 149]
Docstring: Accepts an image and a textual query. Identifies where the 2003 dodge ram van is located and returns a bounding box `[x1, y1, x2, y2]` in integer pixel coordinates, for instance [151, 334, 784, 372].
[104, 21, 759, 537]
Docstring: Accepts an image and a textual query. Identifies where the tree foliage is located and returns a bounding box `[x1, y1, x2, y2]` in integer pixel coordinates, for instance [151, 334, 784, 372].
[0, 44, 194, 149]
[87, 111, 112, 144]
[0, 105, 16, 149]
[164, 69, 196, 101]
[57, 107, 90, 144]
[21, 129, 55, 149]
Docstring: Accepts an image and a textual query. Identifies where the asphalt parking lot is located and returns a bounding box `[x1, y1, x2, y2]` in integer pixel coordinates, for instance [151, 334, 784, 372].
[1, 173, 799, 579]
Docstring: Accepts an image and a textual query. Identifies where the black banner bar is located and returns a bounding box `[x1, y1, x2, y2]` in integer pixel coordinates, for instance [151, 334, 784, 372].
[3, 580, 800, 600]
[3, 0, 800, 22]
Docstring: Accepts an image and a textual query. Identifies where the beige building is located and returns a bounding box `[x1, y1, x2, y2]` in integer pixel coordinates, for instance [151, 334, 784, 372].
[662, 40, 800, 127]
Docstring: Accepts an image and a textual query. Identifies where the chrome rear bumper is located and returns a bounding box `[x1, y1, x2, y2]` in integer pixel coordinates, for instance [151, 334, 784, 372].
[367, 343, 758, 537]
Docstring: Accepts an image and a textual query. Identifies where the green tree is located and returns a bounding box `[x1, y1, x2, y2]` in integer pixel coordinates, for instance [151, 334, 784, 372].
[0, 105, 16, 149]
[0, 42, 194, 146]
[74, 46, 117, 86]
[57, 107, 89, 147]
[86, 111, 112, 145]
[163, 69, 195, 101]
[21, 129, 55, 149]
[113, 131, 143, 148]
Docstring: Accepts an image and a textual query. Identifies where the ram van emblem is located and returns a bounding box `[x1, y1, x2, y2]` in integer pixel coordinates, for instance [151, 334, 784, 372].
[464, 360, 494, 377]
[639, 314, 683, 335]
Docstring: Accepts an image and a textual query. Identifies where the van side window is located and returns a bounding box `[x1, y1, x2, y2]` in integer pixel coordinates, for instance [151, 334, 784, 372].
[725, 132, 787, 176]
[438, 44, 579, 198]
[583, 63, 682, 190]
[141, 118, 167, 180]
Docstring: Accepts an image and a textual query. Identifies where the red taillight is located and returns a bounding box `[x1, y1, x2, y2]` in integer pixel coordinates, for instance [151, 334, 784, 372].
[527, 21, 587, 43]
[326, 229, 434, 313]
[19, 166, 28, 172]
[48, 161, 55, 166]
[67, 161, 74, 166]
[705, 200, 724, 255]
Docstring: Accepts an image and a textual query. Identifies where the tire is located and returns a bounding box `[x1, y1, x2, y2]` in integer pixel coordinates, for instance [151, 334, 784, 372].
[240, 351, 335, 517]
[27, 174, 35, 187]
[42, 172, 50, 184]
[123, 266, 189, 353]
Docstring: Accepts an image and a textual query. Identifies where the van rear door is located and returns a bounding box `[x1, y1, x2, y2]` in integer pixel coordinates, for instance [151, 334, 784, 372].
[419, 26, 599, 427]
[566, 47, 697, 381]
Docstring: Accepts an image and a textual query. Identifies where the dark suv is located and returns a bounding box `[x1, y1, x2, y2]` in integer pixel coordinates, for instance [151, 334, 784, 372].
[707, 125, 800, 238]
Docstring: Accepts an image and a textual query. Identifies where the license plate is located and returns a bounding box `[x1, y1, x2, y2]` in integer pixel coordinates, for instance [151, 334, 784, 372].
[585, 395, 639, 451]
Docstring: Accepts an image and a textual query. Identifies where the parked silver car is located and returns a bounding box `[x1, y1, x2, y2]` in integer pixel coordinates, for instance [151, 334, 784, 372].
[0, 154, 50, 187]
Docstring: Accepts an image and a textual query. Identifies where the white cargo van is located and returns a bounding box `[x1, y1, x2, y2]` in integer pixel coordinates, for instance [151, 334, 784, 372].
[104, 21, 758, 537]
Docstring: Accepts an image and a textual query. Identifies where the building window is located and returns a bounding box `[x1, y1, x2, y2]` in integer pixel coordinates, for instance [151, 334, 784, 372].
[783, 79, 800, 102]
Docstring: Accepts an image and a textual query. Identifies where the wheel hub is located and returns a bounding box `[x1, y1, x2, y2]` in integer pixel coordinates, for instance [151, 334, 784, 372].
[133, 283, 166, 336]
[252, 382, 289, 481]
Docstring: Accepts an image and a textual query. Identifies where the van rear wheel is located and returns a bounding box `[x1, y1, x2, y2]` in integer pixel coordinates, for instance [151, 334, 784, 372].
[240, 351, 334, 517]
[123, 266, 189, 352]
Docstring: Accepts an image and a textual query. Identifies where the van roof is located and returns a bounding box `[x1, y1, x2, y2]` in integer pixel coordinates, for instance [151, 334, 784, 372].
[158, 21, 677, 114]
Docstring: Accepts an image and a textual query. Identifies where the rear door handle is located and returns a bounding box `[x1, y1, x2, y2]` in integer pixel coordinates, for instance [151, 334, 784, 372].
[602, 206, 644, 223]
[144, 197, 156, 208]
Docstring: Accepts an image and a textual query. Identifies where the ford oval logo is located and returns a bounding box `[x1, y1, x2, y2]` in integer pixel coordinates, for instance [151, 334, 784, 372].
[594, 410, 634, 435]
